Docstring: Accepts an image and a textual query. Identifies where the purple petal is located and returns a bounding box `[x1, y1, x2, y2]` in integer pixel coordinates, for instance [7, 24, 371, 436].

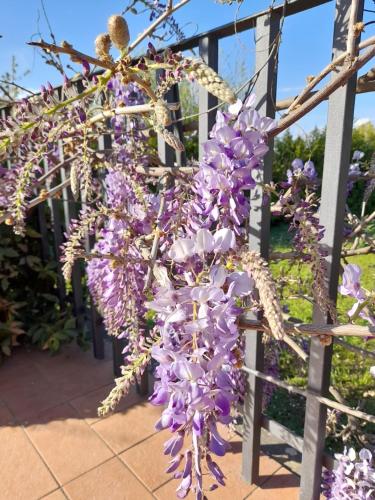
[166, 454, 183, 473]
[195, 228, 214, 254]
[164, 433, 184, 456]
[176, 473, 192, 498]
[206, 454, 225, 486]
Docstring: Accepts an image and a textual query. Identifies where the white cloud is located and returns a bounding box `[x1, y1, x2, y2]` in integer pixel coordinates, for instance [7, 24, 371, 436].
[354, 117, 372, 128]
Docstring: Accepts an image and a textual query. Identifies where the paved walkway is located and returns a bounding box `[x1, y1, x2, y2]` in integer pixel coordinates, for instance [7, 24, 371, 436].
[0, 343, 300, 499]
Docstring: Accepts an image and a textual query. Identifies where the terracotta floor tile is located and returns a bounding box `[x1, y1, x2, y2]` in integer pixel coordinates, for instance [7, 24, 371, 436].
[28, 343, 115, 401]
[63, 457, 153, 500]
[42, 362, 115, 401]
[25, 403, 113, 485]
[153, 440, 281, 500]
[246, 467, 300, 499]
[70, 384, 142, 425]
[0, 408, 58, 500]
[0, 369, 66, 423]
[92, 401, 161, 453]
[119, 430, 171, 491]
[42, 489, 67, 499]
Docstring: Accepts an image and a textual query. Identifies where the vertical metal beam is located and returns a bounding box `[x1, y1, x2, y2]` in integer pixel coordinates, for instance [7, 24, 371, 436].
[57, 134, 85, 335]
[42, 158, 66, 306]
[156, 70, 175, 167]
[300, 1, 363, 498]
[36, 203, 50, 261]
[242, 11, 280, 485]
[170, 84, 186, 166]
[198, 36, 218, 161]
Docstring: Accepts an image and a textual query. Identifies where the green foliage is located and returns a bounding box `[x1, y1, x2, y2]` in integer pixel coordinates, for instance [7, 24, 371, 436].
[0, 218, 83, 361]
[273, 122, 375, 215]
[268, 223, 375, 450]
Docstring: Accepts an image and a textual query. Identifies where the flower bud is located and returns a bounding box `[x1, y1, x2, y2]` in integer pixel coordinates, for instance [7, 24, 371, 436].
[154, 100, 172, 127]
[107, 15, 130, 51]
[95, 33, 112, 61]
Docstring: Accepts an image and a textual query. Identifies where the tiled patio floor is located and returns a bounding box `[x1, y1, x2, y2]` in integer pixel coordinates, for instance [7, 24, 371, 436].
[0, 343, 301, 499]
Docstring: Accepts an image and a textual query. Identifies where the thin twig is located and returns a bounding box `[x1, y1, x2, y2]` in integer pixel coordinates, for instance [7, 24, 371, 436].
[271, 42, 375, 137]
[346, 0, 361, 64]
[286, 35, 375, 114]
[283, 335, 309, 361]
[334, 337, 375, 360]
[241, 365, 375, 424]
[239, 316, 375, 338]
[128, 0, 190, 54]
[27, 40, 114, 71]
[270, 244, 375, 261]
[347, 211, 375, 239]
[143, 176, 171, 290]
[277, 77, 375, 111]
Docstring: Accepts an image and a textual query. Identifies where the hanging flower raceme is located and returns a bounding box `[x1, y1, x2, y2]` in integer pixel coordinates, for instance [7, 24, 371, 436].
[321, 447, 375, 499]
[147, 228, 252, 497]
[143, 97, 288, 498]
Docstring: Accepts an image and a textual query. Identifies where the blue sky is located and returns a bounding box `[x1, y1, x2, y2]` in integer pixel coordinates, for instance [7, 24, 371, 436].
[0, 0, 374, 134]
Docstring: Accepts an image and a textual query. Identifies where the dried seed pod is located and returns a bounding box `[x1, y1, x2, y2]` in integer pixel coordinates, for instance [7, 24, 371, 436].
[189, 60, 236, 104]
[153, 100, 172, 127]
[161, 128, 184, 152]
[319, 335, 332, 347]
[70, 163, 80, 200]
[241, 249, 285, 340]
[95, 33, 112, 61]
[107, 15, 130, 51]
[39, 189, 49, 201]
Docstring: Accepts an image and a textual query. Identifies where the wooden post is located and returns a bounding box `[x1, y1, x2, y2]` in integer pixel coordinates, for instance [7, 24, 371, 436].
[300, 1, 364, 498]
[242, 11, 280, 485]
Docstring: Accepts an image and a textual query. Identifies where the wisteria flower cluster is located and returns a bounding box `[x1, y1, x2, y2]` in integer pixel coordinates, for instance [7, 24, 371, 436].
[2, 8, 375, 500]
[270, 157, 337, 325]
[322, 447, 375, 499]
[339, 264, 375, 327]
[140, 97, 283, 497]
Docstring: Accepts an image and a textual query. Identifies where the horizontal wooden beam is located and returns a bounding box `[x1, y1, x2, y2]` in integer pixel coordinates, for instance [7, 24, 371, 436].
[241, 365, 375, 424]
[239, 316, 375, 338]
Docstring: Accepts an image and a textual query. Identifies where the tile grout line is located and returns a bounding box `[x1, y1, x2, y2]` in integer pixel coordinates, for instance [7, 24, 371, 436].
[8, 378, 121, 429]
[1, 398, 62, 496]
[152, 476, 176, 496]
[243, 464, 284, 499]
[38, 487, 69, 500]
[243, 462, 297, 499]
[117, 451, 165, 496]
[59, 455, 116, 491]
[63, 401, 157, 494]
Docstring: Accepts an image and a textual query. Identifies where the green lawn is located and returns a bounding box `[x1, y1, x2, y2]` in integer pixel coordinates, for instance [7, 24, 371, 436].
[265, 223, 375, 451]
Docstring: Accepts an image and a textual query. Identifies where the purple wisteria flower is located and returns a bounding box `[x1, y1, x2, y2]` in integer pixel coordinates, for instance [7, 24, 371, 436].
[338, 264, 375, 324]
[286, 158, 318, 185]
[339, 264, 366, 301]
[145, 95, 273, 498]
[322, 447, 375, 499]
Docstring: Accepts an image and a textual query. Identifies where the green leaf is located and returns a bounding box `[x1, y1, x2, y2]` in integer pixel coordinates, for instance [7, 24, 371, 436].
[40, 293, 59, 303]
[26, 255, 41, 269]
[25, 228, 41, 238]
[1, 248, 19, 258]
[64, 317, 76, 330]
[1, 278, 9, 291]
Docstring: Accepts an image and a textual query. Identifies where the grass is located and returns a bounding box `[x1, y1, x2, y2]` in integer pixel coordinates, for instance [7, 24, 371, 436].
[264, 222, 375, 452]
